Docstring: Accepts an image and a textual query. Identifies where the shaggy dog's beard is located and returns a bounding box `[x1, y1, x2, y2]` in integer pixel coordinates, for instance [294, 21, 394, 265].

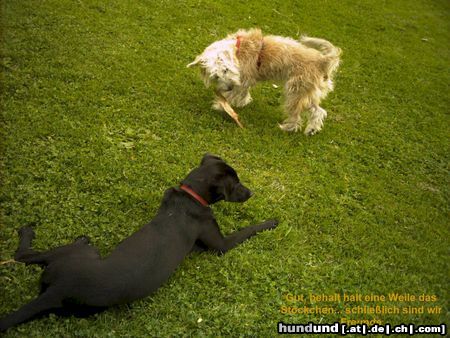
[188, 28, 341, 135]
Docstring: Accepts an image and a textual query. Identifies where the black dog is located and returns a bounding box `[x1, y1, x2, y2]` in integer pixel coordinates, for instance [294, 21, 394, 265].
[0, 154, 278, 331]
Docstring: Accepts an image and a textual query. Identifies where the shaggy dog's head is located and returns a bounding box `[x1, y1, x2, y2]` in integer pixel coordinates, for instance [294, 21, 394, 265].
[187, 39, 241, 91]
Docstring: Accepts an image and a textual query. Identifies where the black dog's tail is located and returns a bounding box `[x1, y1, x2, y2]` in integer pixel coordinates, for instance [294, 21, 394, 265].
[0, 288, 62, 332]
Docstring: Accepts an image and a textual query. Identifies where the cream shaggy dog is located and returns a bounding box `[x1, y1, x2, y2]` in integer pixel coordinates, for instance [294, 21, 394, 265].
[187, 28, 341, 134]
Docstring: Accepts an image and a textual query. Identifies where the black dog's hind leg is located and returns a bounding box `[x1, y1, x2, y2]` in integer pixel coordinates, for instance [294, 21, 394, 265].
[14, 226, 43, 264]
[14, 226, 91, 265]
[199, 220, 278, 254]
[0, 287, 63, 332]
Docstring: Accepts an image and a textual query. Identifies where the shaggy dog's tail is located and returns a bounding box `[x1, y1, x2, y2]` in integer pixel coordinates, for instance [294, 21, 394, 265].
[300, 36, 341, 58]
[300, 36, 341, 77]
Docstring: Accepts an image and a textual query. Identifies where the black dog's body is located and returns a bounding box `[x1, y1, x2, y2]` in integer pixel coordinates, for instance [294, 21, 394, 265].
[0, 154, 278, 331]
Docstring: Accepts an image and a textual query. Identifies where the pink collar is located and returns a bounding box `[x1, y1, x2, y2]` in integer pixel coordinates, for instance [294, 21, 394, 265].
[180, 184, 209, 207]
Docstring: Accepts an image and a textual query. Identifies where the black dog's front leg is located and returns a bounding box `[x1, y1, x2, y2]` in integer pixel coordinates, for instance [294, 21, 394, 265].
[190, 241, 208, 253]
[198, 220, 278, 254]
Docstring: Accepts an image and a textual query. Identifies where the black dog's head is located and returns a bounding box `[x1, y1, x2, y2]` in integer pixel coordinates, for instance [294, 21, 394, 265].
[181, 154, 252, 205]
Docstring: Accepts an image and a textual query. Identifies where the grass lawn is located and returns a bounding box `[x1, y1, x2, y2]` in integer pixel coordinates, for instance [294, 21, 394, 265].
[1, 0, 449, 336]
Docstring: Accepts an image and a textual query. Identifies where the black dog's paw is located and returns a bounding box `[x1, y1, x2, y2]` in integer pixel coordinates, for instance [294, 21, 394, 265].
[262, 219, 279, 230]
[18, 226, 35, 239]
[75, 235, 91, 244]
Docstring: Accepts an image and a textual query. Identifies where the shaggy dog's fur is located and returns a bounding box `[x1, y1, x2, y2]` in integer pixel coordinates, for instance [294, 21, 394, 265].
[188, 28, 341, 134]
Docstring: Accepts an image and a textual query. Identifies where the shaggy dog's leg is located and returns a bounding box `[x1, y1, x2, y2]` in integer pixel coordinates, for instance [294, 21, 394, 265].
[304, 86, 329, 135]
[224, 86, 252, 108]
[305, 105, 327, 136]
[279, 82, 313, 132]
[279, 97, 304, 132]
[212, 96, 225, 112]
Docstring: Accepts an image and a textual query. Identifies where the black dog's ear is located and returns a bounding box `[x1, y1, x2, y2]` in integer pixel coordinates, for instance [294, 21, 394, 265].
[200, 153, 224, 166]
[219, 177, 235, 201]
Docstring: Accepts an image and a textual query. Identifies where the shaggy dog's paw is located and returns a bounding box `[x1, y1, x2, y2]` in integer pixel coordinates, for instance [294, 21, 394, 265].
[212, 101, 225, 111]
[305, 127, 317, 136]
[234, 94, 253, 107]
[304, 125, 321, 136]
[279, 122, 299, 132]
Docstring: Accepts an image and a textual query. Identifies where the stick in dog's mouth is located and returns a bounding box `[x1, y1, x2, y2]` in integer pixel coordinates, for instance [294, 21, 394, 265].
[214, 90, 244, 128]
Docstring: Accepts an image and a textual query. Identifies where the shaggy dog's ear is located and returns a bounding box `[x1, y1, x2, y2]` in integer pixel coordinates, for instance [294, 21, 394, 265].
[201, 153, 224, 166]
[187, 55, 203, 68]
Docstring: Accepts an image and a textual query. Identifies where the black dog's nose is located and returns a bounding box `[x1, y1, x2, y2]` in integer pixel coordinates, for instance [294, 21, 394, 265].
[243, 189, 253, 201]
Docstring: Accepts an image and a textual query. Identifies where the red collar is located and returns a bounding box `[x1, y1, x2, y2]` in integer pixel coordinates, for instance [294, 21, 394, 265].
[180, 184, 209, 207]
[236, 35, 242, 55]
[235, 36, 264, 68]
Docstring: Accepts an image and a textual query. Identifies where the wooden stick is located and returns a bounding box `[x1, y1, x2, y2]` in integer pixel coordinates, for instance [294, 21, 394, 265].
[214, 91, 244, 128]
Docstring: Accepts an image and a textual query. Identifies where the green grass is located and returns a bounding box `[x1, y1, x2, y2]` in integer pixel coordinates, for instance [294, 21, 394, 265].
[1, 0, 449, 336]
